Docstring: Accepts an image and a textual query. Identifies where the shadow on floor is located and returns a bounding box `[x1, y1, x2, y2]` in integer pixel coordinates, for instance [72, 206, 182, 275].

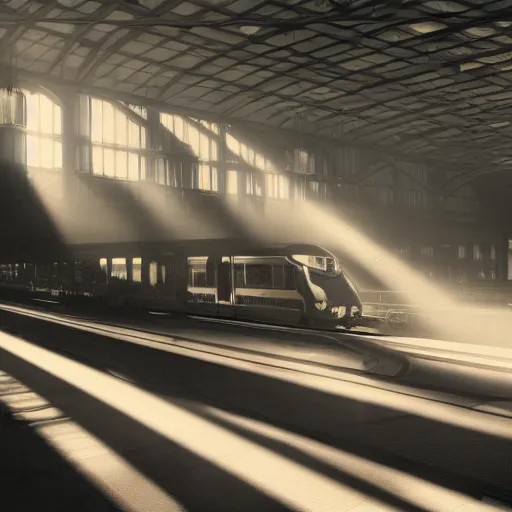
[1, 310, 511, 507]
[0, 406, 123, 512]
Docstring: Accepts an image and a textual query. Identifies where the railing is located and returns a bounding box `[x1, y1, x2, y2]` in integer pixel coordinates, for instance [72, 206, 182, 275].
[359, 284, 512, 334]
[360, 285, 512, 309]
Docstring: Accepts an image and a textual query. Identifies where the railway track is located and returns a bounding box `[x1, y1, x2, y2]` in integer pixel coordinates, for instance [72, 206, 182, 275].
[1, 302, 511, 411]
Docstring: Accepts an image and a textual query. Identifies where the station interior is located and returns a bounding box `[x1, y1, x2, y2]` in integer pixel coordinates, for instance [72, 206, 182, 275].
[1, 1, 512, 511]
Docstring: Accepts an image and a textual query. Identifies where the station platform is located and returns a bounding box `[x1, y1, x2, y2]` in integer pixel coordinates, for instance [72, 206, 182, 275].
[1, 305, 512, 511]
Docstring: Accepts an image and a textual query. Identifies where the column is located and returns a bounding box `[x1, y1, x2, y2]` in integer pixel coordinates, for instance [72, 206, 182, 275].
[217, 124, 227, 195]
[146, 108, 160, 183]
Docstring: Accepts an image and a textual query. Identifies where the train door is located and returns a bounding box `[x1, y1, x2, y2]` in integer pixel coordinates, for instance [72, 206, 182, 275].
[186, 256, 217, 316]
[217, 256, 235, 318]
[159, 254, 176, 303]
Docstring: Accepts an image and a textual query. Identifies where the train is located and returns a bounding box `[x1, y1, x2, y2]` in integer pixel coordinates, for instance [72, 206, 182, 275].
[0, 239, 366, 329]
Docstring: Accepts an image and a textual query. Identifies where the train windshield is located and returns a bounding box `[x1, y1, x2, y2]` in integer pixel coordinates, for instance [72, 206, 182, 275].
[291, 254, 339, 275]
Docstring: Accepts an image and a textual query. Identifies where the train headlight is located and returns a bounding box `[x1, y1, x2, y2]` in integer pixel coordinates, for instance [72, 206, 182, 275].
[315, 300, 328, 311]
[351, 306, 362, 317]
[331, 306, 347, 318]
[292, 255, 339, 275]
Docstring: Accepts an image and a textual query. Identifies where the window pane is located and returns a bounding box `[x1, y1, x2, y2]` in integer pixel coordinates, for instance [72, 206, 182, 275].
[188, 125, 199, 156]
[168, 162, 178, 187]
[211, 140, 218, 161]
[188, 257, 210, 287]
[149, 261, 158, 286]
[128, 120, 139, 148]
[279, 175, 289, 199]
[140, 156, 146, 181]
[103, 148, 115, 177]
[132, 257, 142, 283]
[54, 140, 62, 168]
[40, 139, 53, 168]
[234, 264, 245, 288]
[191, 268, 207, 287]
[266, 174, 275, 198]
[156, 159, 166, 185]
[284, 265, 296, 290]
[199, 132, 209, 161]
[115, 110, 127, 145]
[102, 102, 115, 144]
[92, 146, 103, 175]
[128, 153, 139, 181]
[99, 258, 108, 275]
[40, 95, 53, 135]
[116, 151, 128, 179]
[111, 258, 127, 280]
[255, 154, 264, 171]
[199, 165, 210, 191]
[53, 105, 62, 135]
[141, 126, 146, 148]
[227, 170, 238, 195]
[245, 265, 272, 288]
[226, 133, 239, 154]
[26, 94, 40, 131]
[26, 134, 40, 167]
[91, 101, 103, 143]
[273, 265, 284, 289]
[211, 168, 218, 192]
[179, 117, 187, 140]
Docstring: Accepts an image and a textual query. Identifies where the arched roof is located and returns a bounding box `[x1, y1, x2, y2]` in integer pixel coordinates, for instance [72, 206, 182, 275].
[3, 0, 512, 174]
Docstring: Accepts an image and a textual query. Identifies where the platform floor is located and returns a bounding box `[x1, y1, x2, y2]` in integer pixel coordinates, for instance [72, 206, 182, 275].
[1, 312, 511, 512]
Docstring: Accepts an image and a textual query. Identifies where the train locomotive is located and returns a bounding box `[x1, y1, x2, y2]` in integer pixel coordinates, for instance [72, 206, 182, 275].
[0, 239, 364, 329]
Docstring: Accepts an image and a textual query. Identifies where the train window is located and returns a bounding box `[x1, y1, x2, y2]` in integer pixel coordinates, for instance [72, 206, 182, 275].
[234, 264, 245, 288]
[111, 258, 127, 280]
[132, 258, 142, 282]
[284, 265, 296, 290]
[160, 264, 166, 284]
[245, 264, 272, 289]
[188, 257, 208, 288]
[473, 244, 482, 261]
[273, 265, 284, 289]
[491, 244, 496, 260]
[99, 258, 108, 277]
[149, 261, 158, 286]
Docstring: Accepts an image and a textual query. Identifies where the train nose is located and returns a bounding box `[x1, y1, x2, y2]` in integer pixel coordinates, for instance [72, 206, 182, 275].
[331, 306, 347, 318]
[351, 305, 362, 318]
[331, 305, 362, 319]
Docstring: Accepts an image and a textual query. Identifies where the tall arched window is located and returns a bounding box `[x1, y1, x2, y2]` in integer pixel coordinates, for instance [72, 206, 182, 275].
[90, 98, 147, 181]
[24, 91, 62, 170]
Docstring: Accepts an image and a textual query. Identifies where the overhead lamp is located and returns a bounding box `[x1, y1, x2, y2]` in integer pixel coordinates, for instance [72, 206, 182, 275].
[240, 26, 260, 36]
